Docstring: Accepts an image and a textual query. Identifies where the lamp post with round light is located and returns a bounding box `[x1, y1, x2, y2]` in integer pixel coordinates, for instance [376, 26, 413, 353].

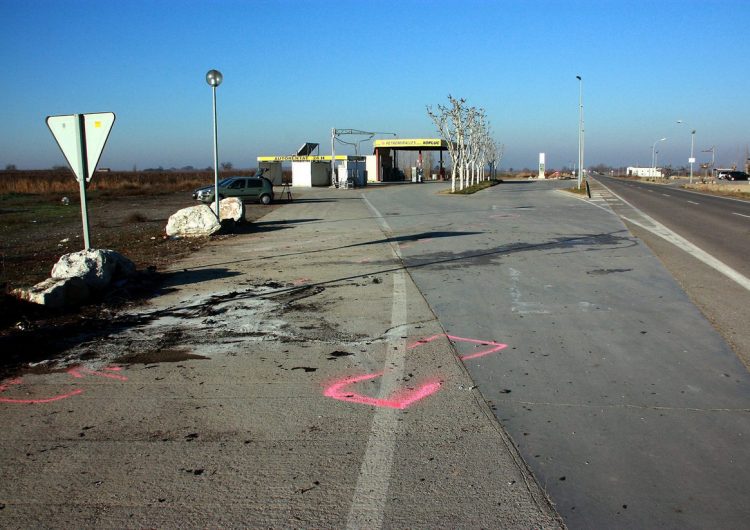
[677, 120, 696, 184]
[206, 69, 223, 219]
[576, 75, 583, 189]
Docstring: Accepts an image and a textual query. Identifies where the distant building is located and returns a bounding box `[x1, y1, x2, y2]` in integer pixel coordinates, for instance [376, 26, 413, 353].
[627, 167, 663, 178]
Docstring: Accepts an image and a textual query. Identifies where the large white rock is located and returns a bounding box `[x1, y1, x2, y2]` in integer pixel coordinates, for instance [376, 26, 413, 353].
[51, 249, 136, 289]
[210, 197, 245, 222]
[166, 205, 221, 237]
[13, 277, 90, 308]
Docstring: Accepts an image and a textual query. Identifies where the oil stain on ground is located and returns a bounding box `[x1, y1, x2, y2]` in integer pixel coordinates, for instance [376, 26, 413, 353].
[118, 348, 209, 364]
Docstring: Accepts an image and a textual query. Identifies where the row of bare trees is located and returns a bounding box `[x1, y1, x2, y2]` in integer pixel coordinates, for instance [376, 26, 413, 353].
[427, 95, 504, 192]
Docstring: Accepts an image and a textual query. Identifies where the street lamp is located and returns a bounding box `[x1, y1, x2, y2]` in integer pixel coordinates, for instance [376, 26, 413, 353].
[206, 69, 223, 219]
[677, 120, 696, 184]
[576, 75, 584, 189]
[651, 137, 666, 177]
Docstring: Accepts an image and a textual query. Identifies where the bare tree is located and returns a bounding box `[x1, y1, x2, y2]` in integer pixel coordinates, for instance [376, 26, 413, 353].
[427, 95, 468, 192]
[428, 96, 497, 190]
[220, 161, 233, 171]
[466, 107, 489, 186]
[486, 140, 505, 180]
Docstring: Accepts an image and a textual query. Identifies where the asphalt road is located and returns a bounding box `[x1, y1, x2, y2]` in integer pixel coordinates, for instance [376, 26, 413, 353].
[364, 180, 750, 528]
[594, 175, 750, 276]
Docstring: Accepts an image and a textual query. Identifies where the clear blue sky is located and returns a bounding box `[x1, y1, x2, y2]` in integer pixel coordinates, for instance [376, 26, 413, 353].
[2, 0, 748, 171]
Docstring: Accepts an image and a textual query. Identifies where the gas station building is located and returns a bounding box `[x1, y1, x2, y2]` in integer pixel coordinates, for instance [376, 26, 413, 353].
[257, 155, 366, 188]
[257, 138, 449, 188]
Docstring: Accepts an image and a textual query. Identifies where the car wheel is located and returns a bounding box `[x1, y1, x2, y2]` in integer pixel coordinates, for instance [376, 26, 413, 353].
[260, 194, 272, 205]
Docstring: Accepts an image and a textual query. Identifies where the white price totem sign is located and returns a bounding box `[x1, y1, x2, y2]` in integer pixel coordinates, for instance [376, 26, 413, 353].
[46, 112, 115, 250]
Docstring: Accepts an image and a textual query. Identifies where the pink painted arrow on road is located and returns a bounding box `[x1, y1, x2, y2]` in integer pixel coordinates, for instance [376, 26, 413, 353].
[324, 372, 442, 410]
[324, 334, 507, 409]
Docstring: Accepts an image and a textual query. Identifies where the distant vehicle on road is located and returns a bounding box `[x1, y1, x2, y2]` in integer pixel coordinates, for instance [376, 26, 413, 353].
[193, 174, 274, 204]
[717, 170, 749, 181]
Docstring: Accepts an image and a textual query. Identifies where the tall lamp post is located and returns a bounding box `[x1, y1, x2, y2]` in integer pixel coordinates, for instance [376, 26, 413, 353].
[677, 120, 696, 184]
[651, 137, 666, 177]
[206, 69, 223, 219]
[576, 75, 584, 189]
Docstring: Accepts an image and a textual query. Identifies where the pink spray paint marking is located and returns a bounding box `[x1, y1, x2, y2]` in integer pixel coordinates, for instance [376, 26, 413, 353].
[292, 278, 311, 286]
[0, 378, 83, 404]
[324, 334, 506, 410]
[0, 366, 127, 405]
[324, 372, 441, 410]
[67, 366, 128, 381]
[407, 333, 507, 361]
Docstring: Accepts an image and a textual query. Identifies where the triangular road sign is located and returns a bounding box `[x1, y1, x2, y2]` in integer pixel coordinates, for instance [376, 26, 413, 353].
[46, 112, 115, 182]
[47, 114, 83, 181]
[83, 113, 115, 181]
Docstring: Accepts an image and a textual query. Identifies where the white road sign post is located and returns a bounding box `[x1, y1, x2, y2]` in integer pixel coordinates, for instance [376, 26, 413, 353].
[46, 112, 115, 250]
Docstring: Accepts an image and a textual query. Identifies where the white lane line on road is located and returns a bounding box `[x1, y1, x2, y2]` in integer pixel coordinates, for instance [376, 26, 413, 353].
[347, 195, 409, 529]
[733, 212, 750, 219]
[595, 182, 750, 293]
[662, 193, 671, 197]
[687, 200, 700, 205]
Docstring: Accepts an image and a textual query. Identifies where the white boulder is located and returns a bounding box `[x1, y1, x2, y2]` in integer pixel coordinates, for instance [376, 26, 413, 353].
[13, 277, 90, 308]
[210, 197, 245, 222]
[166, 205, 221, 237]
[51, 249, 136, 289]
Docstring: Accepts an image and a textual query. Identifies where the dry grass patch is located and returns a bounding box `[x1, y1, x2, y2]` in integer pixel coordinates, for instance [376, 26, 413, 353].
[683, 183, 750, 200]
[0, 169, 258, 196]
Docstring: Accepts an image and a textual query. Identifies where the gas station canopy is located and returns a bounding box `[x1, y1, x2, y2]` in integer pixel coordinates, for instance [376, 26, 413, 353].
[372, 138, 449, 182]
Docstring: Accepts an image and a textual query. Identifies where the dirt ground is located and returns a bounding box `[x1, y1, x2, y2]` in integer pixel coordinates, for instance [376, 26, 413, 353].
[0, 189, 282, 377]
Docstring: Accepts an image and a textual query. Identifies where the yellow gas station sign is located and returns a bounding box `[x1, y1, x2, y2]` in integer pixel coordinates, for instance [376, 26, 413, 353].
[373, 138, 447, 149]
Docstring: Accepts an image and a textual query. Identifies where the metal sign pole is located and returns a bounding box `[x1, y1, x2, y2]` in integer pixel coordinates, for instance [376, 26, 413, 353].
[331, 128, 336, 187]
[75, 114, 92, 250]
[212, 85, 220, 219]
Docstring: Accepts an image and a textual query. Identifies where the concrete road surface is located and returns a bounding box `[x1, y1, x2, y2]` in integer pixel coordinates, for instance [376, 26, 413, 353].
[2, 179, 749, 528]
[0, 185, 561, 529]
[363, 180, 750, 528]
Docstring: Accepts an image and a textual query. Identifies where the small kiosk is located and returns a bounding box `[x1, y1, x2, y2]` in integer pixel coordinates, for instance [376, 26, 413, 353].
[257, 155, 366, 188]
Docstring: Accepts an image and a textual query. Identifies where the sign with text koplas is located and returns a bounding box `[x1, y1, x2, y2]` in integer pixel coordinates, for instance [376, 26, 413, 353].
[46, 112, 115, 182]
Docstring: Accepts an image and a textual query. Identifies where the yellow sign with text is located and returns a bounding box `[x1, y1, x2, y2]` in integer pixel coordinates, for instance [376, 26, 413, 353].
[373, 138, 447, 149]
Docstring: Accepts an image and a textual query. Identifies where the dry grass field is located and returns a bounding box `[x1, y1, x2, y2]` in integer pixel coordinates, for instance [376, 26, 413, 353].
[0, 168, 258, 195]
[0, 169, 284, 332]
[683, 182, 750, 199]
